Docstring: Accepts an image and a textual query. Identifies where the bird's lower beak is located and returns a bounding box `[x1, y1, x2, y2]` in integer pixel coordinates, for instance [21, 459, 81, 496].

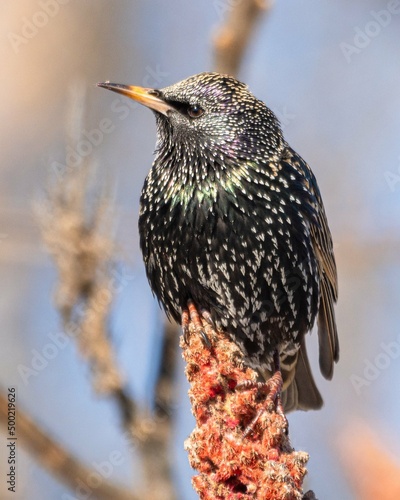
[97, 82, 172, 116]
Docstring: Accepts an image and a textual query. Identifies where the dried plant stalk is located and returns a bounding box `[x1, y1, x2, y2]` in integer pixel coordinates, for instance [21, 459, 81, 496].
[38, 160, 124, 396]
[214, 0, 274, 76]
[37, 83, 177, 499]
[182, 320, 315, 499]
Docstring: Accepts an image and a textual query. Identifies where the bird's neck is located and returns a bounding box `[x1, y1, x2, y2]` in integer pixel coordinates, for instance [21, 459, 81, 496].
[146, 134, 285, 216]
[150, 139, 227, 210]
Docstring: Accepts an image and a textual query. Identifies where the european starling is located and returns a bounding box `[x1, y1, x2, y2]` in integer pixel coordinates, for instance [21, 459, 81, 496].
[98, 73, 339, 411]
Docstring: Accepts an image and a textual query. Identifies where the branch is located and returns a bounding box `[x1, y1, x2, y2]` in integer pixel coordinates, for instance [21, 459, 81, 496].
[182, 320, 315, 499]
[38, 83, 177, 499]
[38, 155, 138, 428]
[130, 322, 179, 500]
[37, 82, 127, 402]
[339, 421, 400, 500]
[0, 390, 136, 500]
[213, 0, 274, 76]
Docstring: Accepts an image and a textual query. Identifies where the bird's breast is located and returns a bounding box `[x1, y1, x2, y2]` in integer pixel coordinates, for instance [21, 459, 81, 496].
[139, 162, 320, 346]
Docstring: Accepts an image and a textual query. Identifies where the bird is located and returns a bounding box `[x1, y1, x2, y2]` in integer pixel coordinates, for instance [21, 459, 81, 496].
[98, 72, 339, 412]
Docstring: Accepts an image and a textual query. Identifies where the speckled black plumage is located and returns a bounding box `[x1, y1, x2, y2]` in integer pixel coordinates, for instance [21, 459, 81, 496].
[103, 72, 339, 411]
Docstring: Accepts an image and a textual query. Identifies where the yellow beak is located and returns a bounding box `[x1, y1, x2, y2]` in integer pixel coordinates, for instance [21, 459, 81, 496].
[97, 82, 173, 116]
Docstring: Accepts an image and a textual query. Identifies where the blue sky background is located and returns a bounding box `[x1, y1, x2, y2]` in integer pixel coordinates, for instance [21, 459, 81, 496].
[1, 1, 400, 498]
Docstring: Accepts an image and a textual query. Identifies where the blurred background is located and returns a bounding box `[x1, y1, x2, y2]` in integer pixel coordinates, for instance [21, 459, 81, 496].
[1, 1, 400, 499]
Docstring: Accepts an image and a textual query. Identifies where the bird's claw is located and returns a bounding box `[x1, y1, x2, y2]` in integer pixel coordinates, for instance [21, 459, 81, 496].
[239, 358, 287, 438]
[182, 309, 190, 344]
[200, 308, 216, 330]
[181, 300, 213, 348]
[200, 329, 212, 348]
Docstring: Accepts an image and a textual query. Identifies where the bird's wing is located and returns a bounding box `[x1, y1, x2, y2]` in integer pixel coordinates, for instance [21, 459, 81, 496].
[283, 145, 339, 380]
[310, 200, 339, 380]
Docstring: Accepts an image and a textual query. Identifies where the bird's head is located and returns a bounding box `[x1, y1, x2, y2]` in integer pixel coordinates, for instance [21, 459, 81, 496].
[98, 72, 283, 165]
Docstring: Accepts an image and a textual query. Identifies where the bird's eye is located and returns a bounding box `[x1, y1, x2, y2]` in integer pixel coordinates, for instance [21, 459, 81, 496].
[187, 104, 204, 118]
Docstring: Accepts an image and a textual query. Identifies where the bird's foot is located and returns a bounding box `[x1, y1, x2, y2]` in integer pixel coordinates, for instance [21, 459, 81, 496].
[182, 300, 213, 348]
[240, 351, 288, 438]
[240, 370, 285, 438]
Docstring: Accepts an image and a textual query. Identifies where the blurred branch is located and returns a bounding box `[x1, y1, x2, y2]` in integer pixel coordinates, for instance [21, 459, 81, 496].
[0, 390, 136, 500]
[38, 82, 176, 499]
[213, 0, 274, 76]
[129, 322, 179, 500]
[146, 321, 179, 497]
[339, 421, 400, 499]
[38, 82, 128, 401]
[38, 153, 137, 426]
[182, 319, 315, 499]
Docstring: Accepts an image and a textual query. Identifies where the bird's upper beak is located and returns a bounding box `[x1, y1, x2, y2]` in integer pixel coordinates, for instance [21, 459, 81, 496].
[97, 82, 173, 116]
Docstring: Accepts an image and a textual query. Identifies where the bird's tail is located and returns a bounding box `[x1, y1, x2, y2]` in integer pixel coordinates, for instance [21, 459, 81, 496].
[280, 339, 323, 412]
